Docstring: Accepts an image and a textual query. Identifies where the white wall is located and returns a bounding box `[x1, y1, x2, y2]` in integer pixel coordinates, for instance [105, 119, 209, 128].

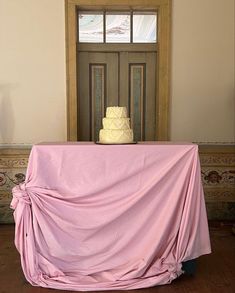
[0, 0, 66, 144]
[0, 0, 234, 144]
[171, 0, 235, 143]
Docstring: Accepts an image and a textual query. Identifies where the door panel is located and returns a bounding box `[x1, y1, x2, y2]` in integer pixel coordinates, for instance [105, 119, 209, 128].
[120, 52, 156, 141]
[90, 64, 106, 141]
[145, 53, 157, 140]
[77, 51, 156, 141]
[130, 64, 145, 141]
[78, 52, 118, 140]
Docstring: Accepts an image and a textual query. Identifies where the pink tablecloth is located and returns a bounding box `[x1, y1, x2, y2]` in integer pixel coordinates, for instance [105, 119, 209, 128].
[11, 142, 211, 291]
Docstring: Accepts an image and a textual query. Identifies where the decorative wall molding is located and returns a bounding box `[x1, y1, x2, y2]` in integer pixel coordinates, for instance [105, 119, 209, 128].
[0, 144, 234, 223]
[0, 158, 28, 168]
[200, 154, 235, 166]
[0, 147, 31, 223]
[199, 144, 235, 220]
[203, 189, 235, 202]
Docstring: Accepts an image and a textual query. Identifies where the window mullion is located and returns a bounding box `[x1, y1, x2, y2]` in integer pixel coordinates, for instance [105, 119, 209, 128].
[103, 11, 106, 43]
[130, 10, 133, 43]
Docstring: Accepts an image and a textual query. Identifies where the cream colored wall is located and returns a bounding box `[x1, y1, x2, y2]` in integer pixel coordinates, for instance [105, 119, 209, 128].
[171, 0, 235, 143]
[0, 0, 234, 144]
[0, 0, 66, 144]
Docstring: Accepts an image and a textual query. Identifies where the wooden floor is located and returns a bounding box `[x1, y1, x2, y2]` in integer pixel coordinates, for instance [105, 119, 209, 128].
[0, 223, 235, 293]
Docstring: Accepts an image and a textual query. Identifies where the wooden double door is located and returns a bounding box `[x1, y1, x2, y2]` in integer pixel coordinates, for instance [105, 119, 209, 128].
[78, 50, 157, 142]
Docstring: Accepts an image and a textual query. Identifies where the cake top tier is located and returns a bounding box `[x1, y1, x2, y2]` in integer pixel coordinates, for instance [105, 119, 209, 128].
[106, 107, 127, 118]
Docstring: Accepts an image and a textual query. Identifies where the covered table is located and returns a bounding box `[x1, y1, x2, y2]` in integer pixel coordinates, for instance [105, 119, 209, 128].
[11, 142, 211, 291]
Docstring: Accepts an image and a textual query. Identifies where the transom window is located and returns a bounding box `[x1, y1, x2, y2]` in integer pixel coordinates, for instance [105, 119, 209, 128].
[78, 11, 157, 43]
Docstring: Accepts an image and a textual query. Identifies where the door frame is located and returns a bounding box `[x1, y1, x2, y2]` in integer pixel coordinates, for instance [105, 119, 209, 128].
[65, 0, 171, 141]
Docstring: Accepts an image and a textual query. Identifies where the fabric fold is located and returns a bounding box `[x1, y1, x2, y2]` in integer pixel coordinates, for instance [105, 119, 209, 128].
[11, 182, 31, 209]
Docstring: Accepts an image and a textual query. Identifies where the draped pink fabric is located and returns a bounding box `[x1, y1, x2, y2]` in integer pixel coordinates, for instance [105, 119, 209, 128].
[11, 142, 211, 291]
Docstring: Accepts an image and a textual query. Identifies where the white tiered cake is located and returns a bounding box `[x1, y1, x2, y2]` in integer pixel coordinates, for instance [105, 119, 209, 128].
[99, 107, 134, 144]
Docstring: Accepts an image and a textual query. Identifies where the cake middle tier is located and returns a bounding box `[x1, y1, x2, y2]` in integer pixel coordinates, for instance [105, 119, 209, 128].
[99, 129, 133, 143]
[102, 118, 130, 130]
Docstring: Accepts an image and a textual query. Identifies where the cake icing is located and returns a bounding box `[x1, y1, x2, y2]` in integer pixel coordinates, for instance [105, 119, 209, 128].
[106, 107, 127, 118]
[99, 129, 133, 144]
[102, 118, 130, 130]
[99, 107, 134, 143]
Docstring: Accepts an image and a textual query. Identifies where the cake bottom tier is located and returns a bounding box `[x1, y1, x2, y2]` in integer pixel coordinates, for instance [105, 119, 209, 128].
[99, 129, 133, 144]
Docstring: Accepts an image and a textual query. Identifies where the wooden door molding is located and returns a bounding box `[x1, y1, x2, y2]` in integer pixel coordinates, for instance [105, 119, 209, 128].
[65, 0, 171, 141]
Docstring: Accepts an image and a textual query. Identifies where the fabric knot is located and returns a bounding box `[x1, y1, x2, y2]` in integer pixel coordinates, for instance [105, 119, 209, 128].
[167, 262, 183, 281]
[10, 182, 31, 209]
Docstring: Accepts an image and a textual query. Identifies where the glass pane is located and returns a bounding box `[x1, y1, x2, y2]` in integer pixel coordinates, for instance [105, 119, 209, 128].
[79, 12, 103, 43]
[106, 13, 130, 43]
[133, 13, 157, 43]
